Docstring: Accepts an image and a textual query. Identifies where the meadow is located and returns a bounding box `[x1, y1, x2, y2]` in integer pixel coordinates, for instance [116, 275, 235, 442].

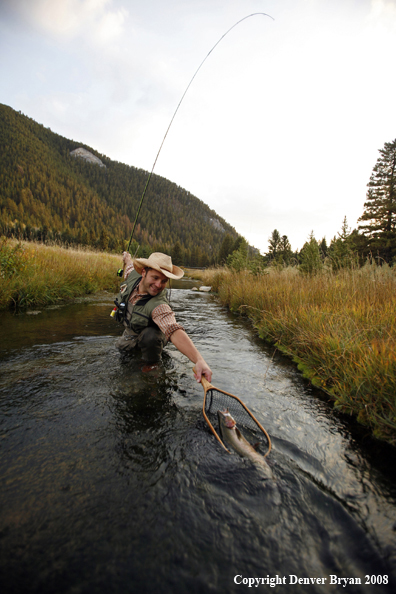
[0, 238, 120, 309]
[187, 264, 396, 445]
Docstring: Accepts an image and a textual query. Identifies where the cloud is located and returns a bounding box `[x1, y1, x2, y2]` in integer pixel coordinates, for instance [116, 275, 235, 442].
[369, 0, 396, 21]
[1, 0, 128, 44]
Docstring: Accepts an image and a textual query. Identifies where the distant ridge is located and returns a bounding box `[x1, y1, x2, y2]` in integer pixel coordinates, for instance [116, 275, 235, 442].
[0, 103, 238, 265]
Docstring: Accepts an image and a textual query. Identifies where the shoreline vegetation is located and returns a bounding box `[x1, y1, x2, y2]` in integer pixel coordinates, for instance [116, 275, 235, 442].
[1, 238, 395, 446]
[186, 265, 396, 447]
[0, 238, 120, 309]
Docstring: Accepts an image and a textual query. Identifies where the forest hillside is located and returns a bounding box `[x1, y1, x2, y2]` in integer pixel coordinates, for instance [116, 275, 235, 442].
[0, 103, 238, 266]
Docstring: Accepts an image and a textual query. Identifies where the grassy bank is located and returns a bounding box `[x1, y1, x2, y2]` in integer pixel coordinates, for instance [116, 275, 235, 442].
[0, 238, 120, 309]
[187, 265, 396, 445]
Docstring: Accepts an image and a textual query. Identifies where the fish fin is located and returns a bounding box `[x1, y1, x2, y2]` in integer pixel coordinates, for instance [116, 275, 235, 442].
[253, 442, 260, 451]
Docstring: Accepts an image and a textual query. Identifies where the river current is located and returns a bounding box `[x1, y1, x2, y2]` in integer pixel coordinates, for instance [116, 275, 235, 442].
[0, 279, 395, 594]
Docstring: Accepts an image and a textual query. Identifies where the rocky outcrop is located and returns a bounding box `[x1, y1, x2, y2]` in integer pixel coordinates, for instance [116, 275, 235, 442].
[209, 218, 225, 233]
[70, 147, 106, 168]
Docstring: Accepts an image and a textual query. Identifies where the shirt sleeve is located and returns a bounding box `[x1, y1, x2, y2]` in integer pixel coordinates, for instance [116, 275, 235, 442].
[124, 263, 134, 279]
[152, 304, 185, 340]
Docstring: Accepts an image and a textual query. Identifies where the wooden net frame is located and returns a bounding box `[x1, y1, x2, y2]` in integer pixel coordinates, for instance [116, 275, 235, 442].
[197, 374, 272, 457]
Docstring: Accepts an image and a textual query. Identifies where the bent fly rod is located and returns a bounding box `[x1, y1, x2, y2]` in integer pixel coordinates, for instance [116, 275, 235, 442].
[119, 12, 274, 272]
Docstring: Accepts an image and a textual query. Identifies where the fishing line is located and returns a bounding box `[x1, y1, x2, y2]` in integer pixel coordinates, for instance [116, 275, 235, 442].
[126, 12, 274, 254]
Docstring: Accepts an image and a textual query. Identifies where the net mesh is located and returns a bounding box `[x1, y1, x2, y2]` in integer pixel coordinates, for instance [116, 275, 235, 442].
[204, 388, 270, 452]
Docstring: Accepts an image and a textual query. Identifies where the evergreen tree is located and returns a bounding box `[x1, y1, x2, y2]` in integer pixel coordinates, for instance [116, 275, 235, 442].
[231, 236, 245, 253]
[279, 235, 293, 266]
[227, 238, 248, 271]
[190, 246, 199, 267]
[328, 217, 357, 270]
[218, 234, 235, 264]
[267, 229, 281, 261]
[99, 227, 110, 251]
[265, 230, 293, 266]
[358, 138, 396, 262]
[299, 232, 322, 275]
[171, 241, 183, 265]
[319, 237, 328, 259]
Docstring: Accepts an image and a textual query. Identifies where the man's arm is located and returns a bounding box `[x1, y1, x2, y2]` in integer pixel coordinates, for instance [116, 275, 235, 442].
[170, 329, 212, 383]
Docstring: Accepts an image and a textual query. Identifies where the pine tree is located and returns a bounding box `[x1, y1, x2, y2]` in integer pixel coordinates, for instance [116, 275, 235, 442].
[279, 235, 293, 265]
[99, 227, 110, 251]
[227, 238, 248, 271]
[299, 232, 322, 275]
[267, 229, 281, 261]
[358, 138, 396, 262]
[266, 230, 292, 266]
[218, 234, 235, 264]
[328, 217, 356, 270]
[319, 237, 328, 258]
[171, 241, 182, 265]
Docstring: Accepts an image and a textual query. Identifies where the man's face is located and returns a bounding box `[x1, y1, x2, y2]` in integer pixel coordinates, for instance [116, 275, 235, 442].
[140, 268, 168, 296]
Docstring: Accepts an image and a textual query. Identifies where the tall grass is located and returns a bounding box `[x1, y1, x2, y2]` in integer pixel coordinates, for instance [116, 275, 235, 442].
[187, 265, 396, 445]
[0, 238, 120, 309]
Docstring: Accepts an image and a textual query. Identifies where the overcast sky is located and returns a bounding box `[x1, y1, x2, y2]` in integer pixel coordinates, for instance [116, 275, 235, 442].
[1, 0, 396, 253]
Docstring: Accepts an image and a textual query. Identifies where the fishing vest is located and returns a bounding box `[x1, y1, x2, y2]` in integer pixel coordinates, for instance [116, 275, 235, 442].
[115, 269, 169, 333]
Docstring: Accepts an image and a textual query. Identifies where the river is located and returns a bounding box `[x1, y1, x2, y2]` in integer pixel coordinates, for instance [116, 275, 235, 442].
[0, 279, 395, 594]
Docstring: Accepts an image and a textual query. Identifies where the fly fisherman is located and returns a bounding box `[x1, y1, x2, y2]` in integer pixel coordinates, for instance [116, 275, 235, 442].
[114, 251, 212, 381]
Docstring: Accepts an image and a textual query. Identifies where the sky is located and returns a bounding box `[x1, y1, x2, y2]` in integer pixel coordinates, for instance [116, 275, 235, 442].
[1, 0, 396, 253]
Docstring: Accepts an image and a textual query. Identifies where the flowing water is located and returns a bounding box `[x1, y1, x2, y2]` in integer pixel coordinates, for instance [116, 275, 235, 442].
[1, 280, 396, 594]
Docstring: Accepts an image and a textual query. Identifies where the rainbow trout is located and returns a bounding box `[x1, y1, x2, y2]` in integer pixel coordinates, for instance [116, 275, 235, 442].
[217, 409, 273, 479]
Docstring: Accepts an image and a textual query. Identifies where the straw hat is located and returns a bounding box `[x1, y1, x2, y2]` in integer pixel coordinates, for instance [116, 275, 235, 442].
[133, 252, 184, 280]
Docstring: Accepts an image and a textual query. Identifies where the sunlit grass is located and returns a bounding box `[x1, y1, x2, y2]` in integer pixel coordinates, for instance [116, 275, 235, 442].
[0, 238, 120, 309]
[188, 264, 396, 445]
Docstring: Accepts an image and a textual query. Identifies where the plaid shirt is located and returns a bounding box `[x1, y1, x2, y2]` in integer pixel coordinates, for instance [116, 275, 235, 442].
[124, 263, 184, 340]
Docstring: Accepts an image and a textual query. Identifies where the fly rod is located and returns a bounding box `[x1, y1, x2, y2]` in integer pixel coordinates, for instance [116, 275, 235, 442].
[122, 12, 274, 264]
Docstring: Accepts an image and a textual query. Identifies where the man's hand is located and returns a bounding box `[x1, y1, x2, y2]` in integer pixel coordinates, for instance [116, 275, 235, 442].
[193, 358, 212, 383]
[122, 251, 133, 266]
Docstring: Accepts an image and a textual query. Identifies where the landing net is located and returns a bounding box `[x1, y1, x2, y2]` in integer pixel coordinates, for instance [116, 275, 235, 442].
[201, 382, 271, 456]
